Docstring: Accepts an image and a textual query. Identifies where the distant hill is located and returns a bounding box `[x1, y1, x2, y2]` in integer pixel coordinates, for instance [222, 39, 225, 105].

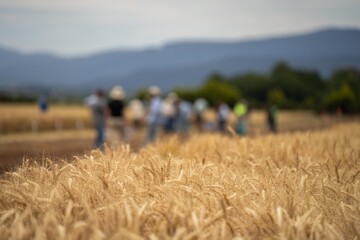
[0, 28, 360, 95]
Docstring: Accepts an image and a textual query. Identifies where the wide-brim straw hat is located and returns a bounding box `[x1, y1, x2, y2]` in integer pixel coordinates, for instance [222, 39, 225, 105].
[109, 86, 126, 100]
[148, 86, 161, 96]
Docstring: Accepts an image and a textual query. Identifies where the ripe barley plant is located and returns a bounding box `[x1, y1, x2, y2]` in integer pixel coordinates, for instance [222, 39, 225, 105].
[0, 123, 359, 239]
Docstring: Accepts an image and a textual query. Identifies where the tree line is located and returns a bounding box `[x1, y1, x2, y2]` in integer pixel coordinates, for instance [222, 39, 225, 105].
[168, 62, 360, 114]
[2, 61, 359, 114]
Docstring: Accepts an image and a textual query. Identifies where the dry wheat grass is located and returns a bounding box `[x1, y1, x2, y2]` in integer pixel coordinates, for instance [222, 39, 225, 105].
[0, 123, 359, 239]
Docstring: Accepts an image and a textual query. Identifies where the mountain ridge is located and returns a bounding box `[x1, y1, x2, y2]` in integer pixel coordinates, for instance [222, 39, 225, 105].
[0, 27, 360, 95]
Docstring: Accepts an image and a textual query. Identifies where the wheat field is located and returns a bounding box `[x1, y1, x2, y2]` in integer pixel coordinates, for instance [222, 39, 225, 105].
[0, 104, 92, 134]
[0, 123, 359, 239]
[0, 103, 346, 135]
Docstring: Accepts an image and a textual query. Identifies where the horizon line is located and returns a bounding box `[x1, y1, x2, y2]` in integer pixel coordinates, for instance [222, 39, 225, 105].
[1, 25, 359, 59]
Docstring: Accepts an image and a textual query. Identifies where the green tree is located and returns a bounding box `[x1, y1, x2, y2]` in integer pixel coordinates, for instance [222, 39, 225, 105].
[271, 63, 308, 103]
[302, 97, 315, 109]
[134, 88, 149, 100]
[174, 88, 199, 103]
[326, 69, 360, 112]
[228, 73, 271, 106]
[270, 62, 326, 108]
[267, 88, 286, 106]
[323, 83, 357, 113]
[199, 76, 240, 106]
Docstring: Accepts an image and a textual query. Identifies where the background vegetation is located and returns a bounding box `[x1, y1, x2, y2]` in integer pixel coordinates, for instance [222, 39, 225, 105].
[2, 62, 359, 114]
[171, 63, 360, 114]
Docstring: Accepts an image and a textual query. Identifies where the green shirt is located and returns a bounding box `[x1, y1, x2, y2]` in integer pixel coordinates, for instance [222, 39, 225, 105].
[234, 103, 247, 117]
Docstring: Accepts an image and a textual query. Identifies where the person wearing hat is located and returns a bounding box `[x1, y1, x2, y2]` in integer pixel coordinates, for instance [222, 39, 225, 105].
[193, 98, 208, 132]
[85, 89, 107, 149]
[161, 92, 178, 133]
[144, 85, 162, 143]
[107, 85, 127, 145]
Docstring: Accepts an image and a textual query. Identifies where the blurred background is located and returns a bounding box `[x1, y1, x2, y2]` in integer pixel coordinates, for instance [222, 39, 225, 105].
[0, 0, 359, 171]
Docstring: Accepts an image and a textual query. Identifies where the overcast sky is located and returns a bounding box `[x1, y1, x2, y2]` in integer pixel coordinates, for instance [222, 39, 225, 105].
[1, 0, 359, 56]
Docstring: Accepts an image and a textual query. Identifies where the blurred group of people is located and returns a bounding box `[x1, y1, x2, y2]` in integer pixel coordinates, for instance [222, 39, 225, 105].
[85, 85, 278, 149]
[84, 85, 189, 148]
[85, 86, 134, 148]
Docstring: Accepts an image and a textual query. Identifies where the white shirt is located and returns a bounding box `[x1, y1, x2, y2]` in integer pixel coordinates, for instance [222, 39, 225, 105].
[147, 96, 162, 124]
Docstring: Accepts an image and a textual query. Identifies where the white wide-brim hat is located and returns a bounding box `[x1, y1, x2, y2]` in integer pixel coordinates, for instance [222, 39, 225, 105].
[109, 85, 126, 100]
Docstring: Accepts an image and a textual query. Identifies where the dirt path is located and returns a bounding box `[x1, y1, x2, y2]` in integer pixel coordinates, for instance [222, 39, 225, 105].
[0, 117, 349, 174]
[0, 128, 148, 173]
[0, 138, 93, 173]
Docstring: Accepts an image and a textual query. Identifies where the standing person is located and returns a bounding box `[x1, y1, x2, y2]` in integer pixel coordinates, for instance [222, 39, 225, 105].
[161, 92, 178, 133]
[38, 95, 48, 114]
[107, 85, 127, 145]
[267, 103, 278, 133]
[129, 99, 145, 129]
[85, 89, 107, 149]
[144, 86, 162, 143]
[193, 98, 208, 132]
[127, 98, 145, 143]
[217, 101, 230, 133]
[233, 99, 248, 136]
[177, 100, 192, 134]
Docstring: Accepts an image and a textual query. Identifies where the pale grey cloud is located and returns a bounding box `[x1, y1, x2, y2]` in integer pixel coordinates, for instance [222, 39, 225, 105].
[0, 0, 359, 55]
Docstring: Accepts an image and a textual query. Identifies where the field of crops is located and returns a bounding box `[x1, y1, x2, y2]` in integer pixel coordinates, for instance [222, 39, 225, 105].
[2, 103, 349, 175]
[0, 104, 92, 134]
[0, 103, 344, 135]
[0, 122, 359, 239]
